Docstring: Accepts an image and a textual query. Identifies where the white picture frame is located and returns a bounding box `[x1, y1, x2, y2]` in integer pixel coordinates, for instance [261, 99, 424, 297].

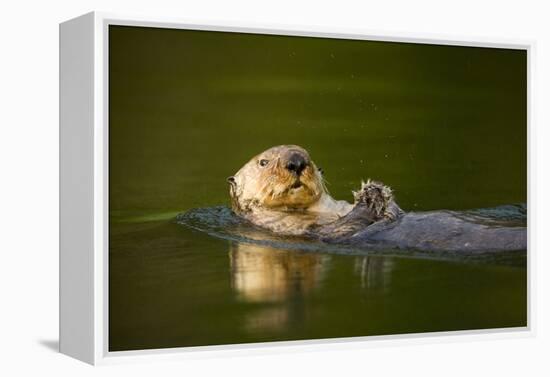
[59, 11, 534, 365]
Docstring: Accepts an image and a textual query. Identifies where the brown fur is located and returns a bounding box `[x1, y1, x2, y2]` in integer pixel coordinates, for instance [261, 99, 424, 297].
[228, 145, 398, 236]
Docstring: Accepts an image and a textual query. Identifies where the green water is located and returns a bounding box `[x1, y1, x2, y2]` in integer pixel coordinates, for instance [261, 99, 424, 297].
[108, 26, 527, 351]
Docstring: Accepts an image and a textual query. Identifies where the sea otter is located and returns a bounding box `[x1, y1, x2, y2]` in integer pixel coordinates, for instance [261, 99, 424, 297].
[227, 145, 527, 253]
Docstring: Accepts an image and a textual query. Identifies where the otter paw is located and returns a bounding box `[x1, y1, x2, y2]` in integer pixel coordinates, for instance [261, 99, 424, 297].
[353, 179, 393, 218]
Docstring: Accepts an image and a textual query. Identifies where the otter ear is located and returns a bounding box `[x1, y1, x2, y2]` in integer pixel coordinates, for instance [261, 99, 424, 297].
[227, 176, 236, 186]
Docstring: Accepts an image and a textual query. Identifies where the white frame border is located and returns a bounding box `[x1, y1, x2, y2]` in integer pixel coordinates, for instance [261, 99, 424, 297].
[62, 11, 535, 365]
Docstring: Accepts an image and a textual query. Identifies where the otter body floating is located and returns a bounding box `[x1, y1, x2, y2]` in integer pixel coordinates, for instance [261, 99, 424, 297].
[219, 145, 527, 254]
[319, 202, 526, 253]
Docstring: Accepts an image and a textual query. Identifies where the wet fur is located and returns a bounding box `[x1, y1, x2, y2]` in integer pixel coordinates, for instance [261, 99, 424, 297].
[228, 145, 392, 236]
[228, 145, 526, 252]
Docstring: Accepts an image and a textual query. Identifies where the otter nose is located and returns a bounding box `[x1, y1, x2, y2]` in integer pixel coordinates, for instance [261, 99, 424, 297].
[286, 153, 307, 175]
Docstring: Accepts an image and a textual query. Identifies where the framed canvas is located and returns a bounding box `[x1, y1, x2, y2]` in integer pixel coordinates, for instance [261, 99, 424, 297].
[59, 11, 532, 365]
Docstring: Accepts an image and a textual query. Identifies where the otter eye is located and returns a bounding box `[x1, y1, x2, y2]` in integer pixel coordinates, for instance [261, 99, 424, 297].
[259, 159, 269, 167]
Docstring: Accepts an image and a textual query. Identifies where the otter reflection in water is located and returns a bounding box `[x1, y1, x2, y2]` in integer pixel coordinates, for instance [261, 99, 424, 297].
[229, 242, 325, 332]
[227, 145, 526, 253]
[229, 242, 393, 333]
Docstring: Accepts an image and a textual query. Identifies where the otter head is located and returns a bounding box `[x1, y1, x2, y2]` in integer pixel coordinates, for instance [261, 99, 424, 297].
[227, 145, 326, 213]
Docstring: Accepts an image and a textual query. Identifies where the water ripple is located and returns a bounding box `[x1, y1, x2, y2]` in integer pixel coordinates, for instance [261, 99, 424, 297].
[176, 204, 527, 265]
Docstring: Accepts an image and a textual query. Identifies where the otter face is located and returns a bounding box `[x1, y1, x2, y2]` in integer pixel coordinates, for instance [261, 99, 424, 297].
[228, 145, 326, 213]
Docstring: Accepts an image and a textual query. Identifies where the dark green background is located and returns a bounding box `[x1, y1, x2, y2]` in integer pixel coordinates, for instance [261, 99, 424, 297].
[109, 26, 527, 351]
